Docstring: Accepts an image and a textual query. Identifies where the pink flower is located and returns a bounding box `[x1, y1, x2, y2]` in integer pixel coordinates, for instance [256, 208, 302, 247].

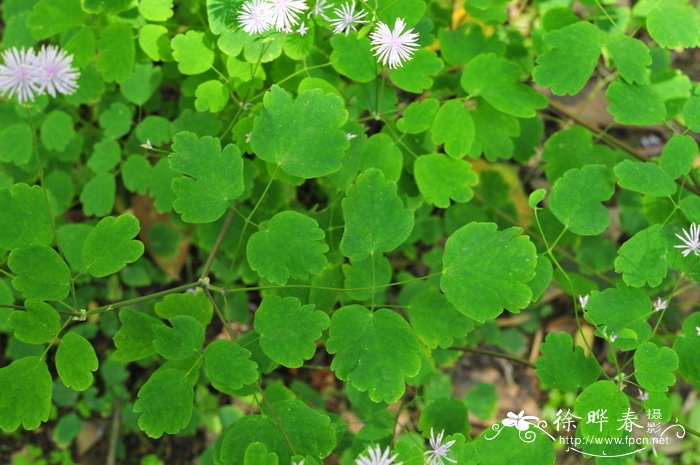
[0, 47, 42, 104]
[32, 45, 80, 97]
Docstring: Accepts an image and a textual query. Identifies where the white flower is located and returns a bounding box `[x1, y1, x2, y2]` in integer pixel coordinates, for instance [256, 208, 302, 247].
[653, 297, 668, 312]
[356, 445, 401, 465]
[346, 132, 357, 140]
[696, 326, 700, 336]
[308, 0, 331, 19]
[268, 0, 308, 31]
[330, 1, 368, 35]
[424, 429, 456, 465]
[239, 0, 274, 34]
[140, 138, 154, 150]
[675, 224, 700, 257]
[292, 460, 304, 465]
[32, 45, 79, 97]
[638, 389, 649, 401]
[369, 18, 419, 69]
[578, 294, 589, 310]
[609, 334, 618, 343]
[297, 22, 309, 35]
[0, 47, 42, 104]
[502, 410, 539, 432]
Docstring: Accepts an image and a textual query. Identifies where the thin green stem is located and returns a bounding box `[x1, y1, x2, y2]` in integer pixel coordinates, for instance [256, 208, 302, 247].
[453, 345, 536, 368]
[85, 281, 201, 316]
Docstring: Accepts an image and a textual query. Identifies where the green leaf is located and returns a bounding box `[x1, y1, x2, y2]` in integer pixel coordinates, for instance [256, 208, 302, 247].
[647, 1, 700, 49]
[330, 34, 378, 83]
[195, 80, 230, 112]
[155, 291, 213, 326]
[634, 342, 678, 392]
[88, 139, 121, 174]
[472, 425, 555, 465]
[254, 295, 330, 368]
[56, 332, 98, 391]
[96, 23, 135, 83]
[326, 305, 421, 403]
[244, 443, 278, 465]
[80, 173, 116, 217]
[659, 135, 698, 179]
[53, 413, 82, 448]
[606, 34, 651, 85]
[440, 222, 537, 322]
[585, 287, 652, 351]
[397, 98, 439, 134]
[0, 357, 52, 432]
[614, 224, 668, 287]
[203, 339, 259, 394]
[683, 94, 700, 132]
[9, 246, 71, 301]
[673, 313, 700, 385]
[0, 184, 53, 249]
[27, 0, 85, 40]
[251, 86, 349, 178]
[342, 254, 391, 301]
[152, 315, 205, 361]
[138, 0, 173, 21]
[418, 397, 469, 435]
[206, 0, 245, 35]
[389, 49, 444, 93]
[536, 332, 600, 391]
[171, 31, 215, 75]
[268, 399, 336, 458]
[340, 168, 414, 261]
[218, 416, 290, 464]
[247, 211, 328, 285]
[414, 153, 479, 208]
[533, 21, 604, 95]
[614, 160, 677, 197]
[407, 289, 474, 349]
[461, 53, 547, 118]
[549, 165, 615, 236]
[113, 308, 165, 362]
[139, 24, 171, 61]
[10, 301, 60, 344]
[41, 111, 75, 152]
[122, 155, 153, 194]
[574, 381, 631, 449]
[463, 384, 498, 421]
[468, 100, 520, 161]
[120, 63, 162, 106]
[430, 100, 475, 158]
[528, 189, 546, 209]
[169, 131, 244, 223]
[82, 215, 144, 277]
[541, 126, 616, 181]
[0, 123, 32, 165]
[134, 368, 194, 438]
[98, 102, 133, 139]
[606, 80, 666, 125]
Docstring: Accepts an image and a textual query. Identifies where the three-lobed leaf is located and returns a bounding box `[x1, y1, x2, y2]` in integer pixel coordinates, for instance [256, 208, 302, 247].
[82, 215, 144, 277]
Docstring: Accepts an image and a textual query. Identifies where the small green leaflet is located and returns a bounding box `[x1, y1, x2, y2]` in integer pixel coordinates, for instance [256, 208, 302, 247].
[536, 332, 600, 391]
[606, 34, 651, 85]
[10, 301, 60, 344]
[414, 153, 479, 208]
[0, 183, 53, 250]
[171, 31, 214, 75]
[154, 291, 213, 326]
[389, 49, 444, 94]
[326, 305, 421, 403]
[9, 245, 71, 301]
[440, 222, 537, 322]
[96, 23, 135, 84]
[244, 443, 278, 465]
[254, 295, 330, 368]
[82, 215, 144, 277]
[673, 313, 700, 385]
[585, 287, 652, 351]
[614, 160, 677, 198]
[659, 135, 698, 179]
[134, 368, 195, 438]
[407, 289, 474, 349]
[418, 397, 469, 435]
[330, 34, 378, 83]
[614, 224, 668, 288]
[113, 308, 166, 362]
[340, 168, 414, 261]
[0, 357, 52, 432]
[251, 86, 349, 178]
[56, 332, 99, 391]
[575, 381, 630, 445]
[204, 340, 259, 394]
[549, 165, 615, 236]
[430, 100, 475, 158]
[634, 342, 678, 392]
[246, 211, 329, 285]
[169, 131, 244, 223]
[646, 1, 700, 49]
[606, 80, 666, 125]
[152, 315, 205, 361]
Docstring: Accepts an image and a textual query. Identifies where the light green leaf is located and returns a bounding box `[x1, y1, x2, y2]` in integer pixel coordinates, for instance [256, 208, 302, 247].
[606, 34, 651, 85]
[430, 100, 475, 158]
[9, 246, 71, 301]
[673, 313, 700, 385]
[80, 173, 116, 216]
[414, 154, 478, 208]
[169, 131, 244, 223]
[330, 34, 378, 83]
[155, 291, 213, 326]
[614, 224, 668, 287]
[647, 1, 700, 49]
[96, 23, 135, 83]
[138, 0, 173, 21]
[472, 424, 555, 465]
[340, 168, 414, 261]
[418, 397, 469, 436]
[251, 86, 349, 178]
[407, 289, 474, 349]
[533, 21, 604, 95]
[0, 123, 32, 165]
[120, 63, 162, 106]
[195, 80, 229, 112]
[134, 368, 194, 438]
[397, 98, 439, 134]
[326, 305, 421, 403]
[468, 100, 520, 161]
[152, 315, 205, 361]
[634, 342, 678, 392]
[574, 381, 631, 453]
[171, 31, 215, 75]
[204, 340, 259, 394]
[113, 308, 165, 362]
[659, 135, 697, 179]
[41, 111, 75, 152]
[614, 160, 677, 197]
[541, 126, 616, 181]
[0, 357, 52, 432]
[0, 184, 53, 250]
[82, 215, 144, 278]
[98, 102, 133, 139]
[254, 295, 330, 368]
[244, 443, 278, 465]
[462, 53, 547, 118]
[27, 0, 85, 40]
[586, 287, 652, 351]
[536, 332, 600, 391]
[122, 155, 153, 194]
[88, 139, 121, 174]
[549, 165, 615, 235]
[206, 0, 246, 35]
[247, 211, 328, 285]
[139, 24, 171, 61]
[56, 332, 98, 391]
[10, 301, 60, 344]
[389, 49, 444, 93]
[440, 222, 537, 322]
[606, 80, 666, 125]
